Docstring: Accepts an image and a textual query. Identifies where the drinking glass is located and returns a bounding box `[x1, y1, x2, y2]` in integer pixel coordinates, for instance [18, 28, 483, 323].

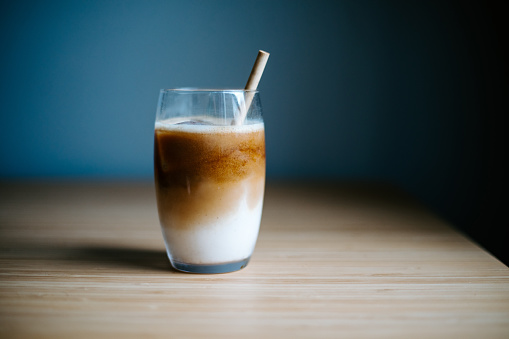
[154, 89, 265, 273]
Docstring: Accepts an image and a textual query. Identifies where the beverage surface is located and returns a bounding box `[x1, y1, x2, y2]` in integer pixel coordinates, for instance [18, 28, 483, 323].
[154, 121, 266, 231]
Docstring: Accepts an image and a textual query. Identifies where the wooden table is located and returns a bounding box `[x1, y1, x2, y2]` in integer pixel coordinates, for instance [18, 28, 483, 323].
[1, 181, 508, 338]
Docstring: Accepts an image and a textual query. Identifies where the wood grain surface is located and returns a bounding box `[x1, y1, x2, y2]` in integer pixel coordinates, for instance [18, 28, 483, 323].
[0, 181, 508, 338]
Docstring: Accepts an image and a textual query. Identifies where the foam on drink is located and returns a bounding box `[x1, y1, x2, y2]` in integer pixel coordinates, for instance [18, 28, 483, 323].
[154, 120, 265, 265]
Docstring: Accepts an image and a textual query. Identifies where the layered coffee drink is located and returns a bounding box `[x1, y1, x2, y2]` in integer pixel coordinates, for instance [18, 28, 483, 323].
[154, 120, 265, 271]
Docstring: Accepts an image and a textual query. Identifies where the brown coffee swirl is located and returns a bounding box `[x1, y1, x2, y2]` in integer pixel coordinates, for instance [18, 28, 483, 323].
[154, 123, 265, 230]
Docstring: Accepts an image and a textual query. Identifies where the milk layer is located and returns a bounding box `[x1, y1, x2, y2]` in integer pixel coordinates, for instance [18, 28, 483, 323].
[162, 183, 263, 264]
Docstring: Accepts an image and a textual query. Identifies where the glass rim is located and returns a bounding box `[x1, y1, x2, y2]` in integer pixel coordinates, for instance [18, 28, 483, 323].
[160, 88, 259, 94]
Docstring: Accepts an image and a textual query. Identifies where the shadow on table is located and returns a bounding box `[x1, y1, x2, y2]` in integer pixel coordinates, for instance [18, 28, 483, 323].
[68, 245, 176, 273]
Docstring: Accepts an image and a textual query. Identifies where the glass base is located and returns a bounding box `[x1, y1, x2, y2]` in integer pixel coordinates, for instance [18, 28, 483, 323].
[171, 257, 251, 274]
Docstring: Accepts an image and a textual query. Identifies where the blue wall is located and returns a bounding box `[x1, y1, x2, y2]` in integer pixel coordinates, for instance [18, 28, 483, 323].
[0, 1, 482, 178]
[1, 1, 506, 258]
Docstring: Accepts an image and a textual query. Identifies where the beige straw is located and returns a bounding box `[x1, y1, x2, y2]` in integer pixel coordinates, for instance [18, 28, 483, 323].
[233, 50, 270, 125]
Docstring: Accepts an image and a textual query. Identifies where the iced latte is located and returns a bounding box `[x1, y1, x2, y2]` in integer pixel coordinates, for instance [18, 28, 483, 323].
[154, 119, 265, 273]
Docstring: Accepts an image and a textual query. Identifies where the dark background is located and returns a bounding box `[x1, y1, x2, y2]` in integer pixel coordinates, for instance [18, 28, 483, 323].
[1, 1, 507, 264]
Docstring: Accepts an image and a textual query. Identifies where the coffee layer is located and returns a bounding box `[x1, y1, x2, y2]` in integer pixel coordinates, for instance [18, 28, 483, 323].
[154, 123, 265, 230]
